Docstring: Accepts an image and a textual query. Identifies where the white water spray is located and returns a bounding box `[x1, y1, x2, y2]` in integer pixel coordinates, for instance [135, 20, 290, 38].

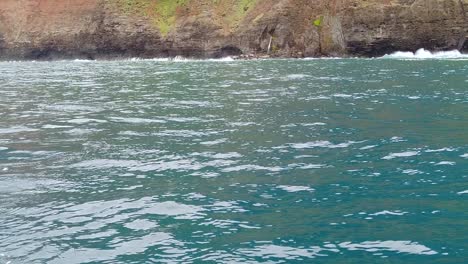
[383, 48, 468, 59]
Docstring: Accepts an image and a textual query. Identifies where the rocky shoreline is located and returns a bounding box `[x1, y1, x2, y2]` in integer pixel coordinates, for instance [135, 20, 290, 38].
[0, 0, 467, 60]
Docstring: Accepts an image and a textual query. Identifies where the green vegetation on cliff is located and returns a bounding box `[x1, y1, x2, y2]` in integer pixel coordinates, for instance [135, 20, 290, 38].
[154, 0, 189, 36]
[220, 0, 258, 28]
[114, 0, 258, 35]
[115, 0, 189, 36]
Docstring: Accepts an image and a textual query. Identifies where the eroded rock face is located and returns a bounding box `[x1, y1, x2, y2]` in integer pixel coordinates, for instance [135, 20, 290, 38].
[0, 0, 466, 59]
[342, 0, 467, 56]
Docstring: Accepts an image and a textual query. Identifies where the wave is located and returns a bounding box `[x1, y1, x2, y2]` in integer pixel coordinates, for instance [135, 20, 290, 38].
[128, 56, 235, 62]
[382, 48, 468, 59]
[73, 59, 94, 62]
[4, 49, 467, 63]
[302, 57, 346, 60]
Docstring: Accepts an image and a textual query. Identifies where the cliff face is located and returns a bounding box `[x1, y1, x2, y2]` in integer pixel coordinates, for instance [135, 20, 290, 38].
[0, 0, 466, 59]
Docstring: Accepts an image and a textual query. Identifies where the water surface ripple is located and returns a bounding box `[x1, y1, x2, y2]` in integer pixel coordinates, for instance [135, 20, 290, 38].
[0, 59, 467, 263]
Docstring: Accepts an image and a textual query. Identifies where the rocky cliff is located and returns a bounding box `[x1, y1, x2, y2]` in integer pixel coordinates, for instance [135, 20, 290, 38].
[0, 0, 466, 59]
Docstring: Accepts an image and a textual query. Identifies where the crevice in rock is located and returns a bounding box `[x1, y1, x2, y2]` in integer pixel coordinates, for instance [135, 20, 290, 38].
[457, 0, 467, 51]
[0, 33, 5, 53]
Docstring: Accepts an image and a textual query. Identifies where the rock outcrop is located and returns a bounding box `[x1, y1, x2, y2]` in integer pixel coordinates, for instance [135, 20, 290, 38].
[0, 0, 466, 59]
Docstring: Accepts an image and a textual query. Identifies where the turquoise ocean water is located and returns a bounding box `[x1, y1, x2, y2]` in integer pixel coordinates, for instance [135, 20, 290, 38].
[0, 57, 467, 263]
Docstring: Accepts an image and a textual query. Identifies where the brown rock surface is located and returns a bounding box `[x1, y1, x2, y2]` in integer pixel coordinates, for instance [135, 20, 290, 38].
[0, 0, 466, 59]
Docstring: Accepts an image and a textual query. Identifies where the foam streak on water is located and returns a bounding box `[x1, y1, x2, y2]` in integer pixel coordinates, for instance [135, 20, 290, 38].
[0, 59, 467, 263]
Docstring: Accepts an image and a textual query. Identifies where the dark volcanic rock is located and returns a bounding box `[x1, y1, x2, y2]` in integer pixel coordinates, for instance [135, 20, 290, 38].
[342, 0, 467, 56]
[0, 0, 466, 60]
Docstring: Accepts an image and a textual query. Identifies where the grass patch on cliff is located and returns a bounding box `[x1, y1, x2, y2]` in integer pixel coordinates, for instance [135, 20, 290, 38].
[153, 0, 189, 36]
[230, 0, 258, 27]
[212, 0, 258, 29]
[117, 0, 149, 12]
[113, 0, 258, 35]
[114, 0, 189, 36]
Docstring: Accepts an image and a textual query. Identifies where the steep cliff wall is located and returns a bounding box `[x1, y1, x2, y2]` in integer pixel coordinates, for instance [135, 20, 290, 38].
[0, 0, 466, 59]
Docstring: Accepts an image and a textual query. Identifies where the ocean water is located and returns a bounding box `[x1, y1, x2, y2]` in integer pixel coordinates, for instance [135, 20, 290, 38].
[0, 56, 467, 263]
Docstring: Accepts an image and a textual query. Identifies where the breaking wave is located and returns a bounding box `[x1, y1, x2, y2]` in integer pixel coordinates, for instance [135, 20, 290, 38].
[128, 56, 235, 62]
[382, 48, 468, 59]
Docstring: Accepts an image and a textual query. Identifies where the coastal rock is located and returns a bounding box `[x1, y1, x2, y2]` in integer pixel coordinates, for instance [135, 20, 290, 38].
[342, 0, 467, 56]
[0, 0, 466, 59]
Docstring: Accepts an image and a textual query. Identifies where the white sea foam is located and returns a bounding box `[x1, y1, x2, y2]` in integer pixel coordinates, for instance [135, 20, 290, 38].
[128, 56, 235, 62]
[239, 244, 323, 259]
[291, 140, 356, 149]
[71, 159, 141, 169]
[66, 56, 238, 63]
[109, 117, 167, 124]
[298, 164, 326, 169]
[208, 57, 235, 62]
[141, 201, 204, 218]
[42, 124, 74, 129]
[360, 145, 377, 150]
[402, 169, 423, 175]
[435, 161, 456, 166]
[67, 118, 107, 124]
[129, 57, 170, 62]
[382, 151, 419, 160]
[425, 147, 456, 153]
[0, 127, 39, 134]
[72, 59, 94, 62]
[302, 122, 326, 126]
[339, 240, 438, 255]
[208, 201, 247, 213]
[303, 57, 344, 60]
[229, 122, 255, 127]
[390, 136, 405, 142]
[286, 74, 309, 80]
[333, 93, 353, 98]
[209, 152, 242, 159]
[383, 48, 468, 60]
[457, 190, 468, 195]
[369, 210, 408, 216]
[51, 232, 181, 264]
[200, 138, 227, 146]
[222, 165, 283, 172]
[43, 104, 103, 112]
[277, 185, 315, 193]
